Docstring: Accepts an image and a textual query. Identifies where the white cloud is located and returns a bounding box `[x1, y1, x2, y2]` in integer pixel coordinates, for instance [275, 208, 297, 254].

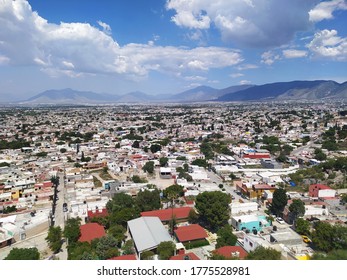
[97, 21, 112, 35]
[236, 64, 258, 71]
[230, 73, 244, 78]
[240, 80, 251, 85]
[184, 75, 207, 81]
[0, 55, 10, 64]
[307, 29, 347, 60]
[282, 49, 308, 58]
[166, 0, 318, 47]
[309, 0, 347, 22]
[261, 51, 280, 65]
[0, 0, 243, 79]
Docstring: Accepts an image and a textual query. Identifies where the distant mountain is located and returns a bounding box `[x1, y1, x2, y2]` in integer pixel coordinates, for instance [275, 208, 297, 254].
[217, 80, 347, 101]
[169, 86, 219, 102]
[23, 88, 118, 104]
[19, 79, 347, 105]
[116, 91, 157, 103]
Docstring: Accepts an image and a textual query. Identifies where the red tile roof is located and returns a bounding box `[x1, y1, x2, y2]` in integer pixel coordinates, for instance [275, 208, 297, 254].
[79, 223, 106, 243]
[170, 252, 200, 260]
[87, 208, 109, 219]
[174, 224, 208, 242]
[243, 154, 270, 159]
[108, 254, 137, 260]
[141, 207, 192, 222]
[213, 246, 248, 259]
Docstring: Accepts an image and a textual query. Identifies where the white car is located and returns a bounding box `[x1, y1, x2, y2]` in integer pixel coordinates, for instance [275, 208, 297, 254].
[276, 217, 285, 224]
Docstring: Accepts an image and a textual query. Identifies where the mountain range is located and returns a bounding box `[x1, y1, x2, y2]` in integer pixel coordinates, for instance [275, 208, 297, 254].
[16, 80, 347, 104]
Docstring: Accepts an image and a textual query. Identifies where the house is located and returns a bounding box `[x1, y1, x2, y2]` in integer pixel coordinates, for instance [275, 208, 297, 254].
[170, 252, 200, 260]
[159, 167, 172, 179]
[309, 184, 336, 198]
[87, 208, 108, 221]
[230, 202, 258, 215]
[174, 224, 208, 243]
[140, 207, 192, 224]
[213, 246, 248, 259]
[270, 229, 303, 247]
[127, 216, 172, 259]
[78, 223, 106, 243]
[231, 214, 270, 233]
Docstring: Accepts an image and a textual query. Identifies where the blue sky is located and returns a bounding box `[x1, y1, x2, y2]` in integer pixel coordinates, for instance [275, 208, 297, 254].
[0, 0, 346, 100]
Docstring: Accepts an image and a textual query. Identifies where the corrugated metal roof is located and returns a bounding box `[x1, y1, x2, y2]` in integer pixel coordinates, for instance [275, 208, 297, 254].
[128, 216, 172, 253]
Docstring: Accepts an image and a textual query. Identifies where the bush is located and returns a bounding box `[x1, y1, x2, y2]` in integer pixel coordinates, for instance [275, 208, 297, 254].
[183, 239, 209, 249]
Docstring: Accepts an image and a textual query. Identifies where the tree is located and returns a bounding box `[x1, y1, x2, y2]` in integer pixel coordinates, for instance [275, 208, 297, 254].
[136, 188, 161, 212]
[191, 158, 208, 168]
[150, 144, 161, 153]
[46, 226, 62, 253]
[121, 240, 135, 255]
[245, 246, 281, 260]
[157, 241, 176, 260]
[295, 218, 310, 235]
[270, 188, 288, 217]
[106, 193, 135, 212]
[159, 157, 169, 167]
[141, 251, 154, 260]
[60, 148, 67, 153]
[108, 225, 126, 247]
[95, 235, 120, 260]
[132, 140, 140, 148]
[216, 224, 237, 249]
[4, 247, 40, 260]
[289, 199, 305, 224]
[142, 161, 155, 174]
[311, 221, 336, 252]
[188, 209, 199, 224]
[195, 191, 231, 230]
[163, 184, 184, 199]
[311, 250, 347, 260]
[64, 217, 81, 245]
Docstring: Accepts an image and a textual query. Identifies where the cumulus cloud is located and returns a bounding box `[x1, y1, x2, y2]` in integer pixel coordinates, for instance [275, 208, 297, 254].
[0, 0, 243, 79]
[309, 0, 347, 22]
[166, 0, 318, 47]
[261, 51, 280, 65]
[282, 49, 308, 58]
[307, 29, 347, 60]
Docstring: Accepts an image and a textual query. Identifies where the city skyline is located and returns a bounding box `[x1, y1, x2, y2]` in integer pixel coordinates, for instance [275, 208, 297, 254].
[0, 0, 346, 101]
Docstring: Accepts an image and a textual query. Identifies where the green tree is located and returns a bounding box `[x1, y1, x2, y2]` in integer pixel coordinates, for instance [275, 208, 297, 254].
[68, 241, 93, 260]
[106, 193, 135, 212]
[188, 209, 199, 224]
[159, 157, 169, 167]
[46, 226, 62, 253]
[4, 247, 40, 260]
[289, 199, 305, 224]
[64, 217, 81, 245]
[142, 161, 155, 174]
[195, 191, 231, 230]
[191, 158, 208, 168]
[150, 144, 162, 153]
[60, 148, 67, 153]
[312, 221, 335, 252]
[216, 224, 237, 249]
[295, 218, 310, 235]
[157, 241, 176, 260]
[245, 246, 281, 260]
[141, 251, 154, 260]
[135, 188, 161, 212]
[311, 250, 347, 260]
[163, 184, 185, 199]
[95, 235, 120, 260]
[271, 188, 288, 217]
[108, 225, 126, 247]
[121, 240, 135, 255]
[132, 140, 140, 148]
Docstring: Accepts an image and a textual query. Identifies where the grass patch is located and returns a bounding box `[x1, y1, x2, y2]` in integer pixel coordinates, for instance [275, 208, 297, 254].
[93, 176, 102, 188]
[99, 171, 113, 181]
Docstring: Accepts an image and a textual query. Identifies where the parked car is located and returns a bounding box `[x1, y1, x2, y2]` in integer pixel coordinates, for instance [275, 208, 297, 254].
[276, 217, 285, 224]
[301, 235, 312, 243]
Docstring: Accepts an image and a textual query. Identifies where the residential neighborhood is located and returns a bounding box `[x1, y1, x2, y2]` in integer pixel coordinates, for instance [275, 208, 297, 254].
[1, 102, 347, 260]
